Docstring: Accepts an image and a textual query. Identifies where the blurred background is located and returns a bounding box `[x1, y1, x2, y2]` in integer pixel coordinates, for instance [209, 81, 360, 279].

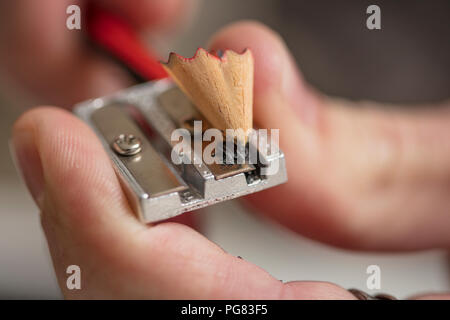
[0, 0, 449, 298]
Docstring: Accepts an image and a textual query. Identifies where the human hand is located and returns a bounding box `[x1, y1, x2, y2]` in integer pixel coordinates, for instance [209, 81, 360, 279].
[8, 2, 450, 299]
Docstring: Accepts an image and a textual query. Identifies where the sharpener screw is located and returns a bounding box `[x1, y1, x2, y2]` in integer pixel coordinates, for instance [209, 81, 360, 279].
[112, 134, 142, 156]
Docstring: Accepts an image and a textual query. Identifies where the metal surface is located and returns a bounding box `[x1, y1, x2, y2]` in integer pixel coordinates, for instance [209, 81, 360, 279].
[74, 80, 288, 223]
[112, 134, 142, 156]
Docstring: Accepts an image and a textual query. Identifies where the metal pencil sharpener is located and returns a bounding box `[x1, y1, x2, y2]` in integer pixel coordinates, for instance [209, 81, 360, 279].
[74, 80, 287, 223]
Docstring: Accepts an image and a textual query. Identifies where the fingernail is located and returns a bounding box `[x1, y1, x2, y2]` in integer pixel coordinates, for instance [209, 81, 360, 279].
[9, 130, 45, 209]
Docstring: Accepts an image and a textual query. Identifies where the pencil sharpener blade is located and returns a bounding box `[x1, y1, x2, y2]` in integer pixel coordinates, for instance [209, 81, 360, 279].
[74, 80, 287, 223]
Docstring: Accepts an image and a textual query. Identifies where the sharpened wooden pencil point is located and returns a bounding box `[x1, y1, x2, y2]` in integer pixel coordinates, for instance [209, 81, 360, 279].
[162, 48, 254, 142]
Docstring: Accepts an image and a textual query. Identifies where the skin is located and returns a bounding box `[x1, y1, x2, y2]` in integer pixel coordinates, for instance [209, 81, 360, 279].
[3, 0, 450, 299]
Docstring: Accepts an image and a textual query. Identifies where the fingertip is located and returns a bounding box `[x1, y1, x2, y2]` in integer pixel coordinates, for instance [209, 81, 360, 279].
[13, 106, 61, 133]
[207, 20, 320, 129]
[208, 20, 288, 95]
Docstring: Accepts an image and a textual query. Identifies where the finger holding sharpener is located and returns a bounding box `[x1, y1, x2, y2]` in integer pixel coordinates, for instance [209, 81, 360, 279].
[74, 7, 287, 223]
